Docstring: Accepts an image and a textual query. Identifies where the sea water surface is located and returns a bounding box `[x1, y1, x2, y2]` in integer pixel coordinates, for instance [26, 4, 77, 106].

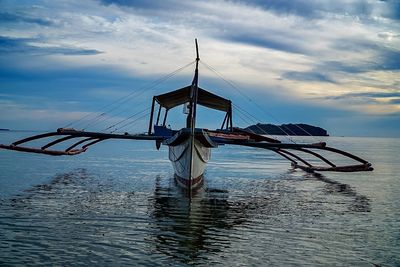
[0, 131, 399, 266]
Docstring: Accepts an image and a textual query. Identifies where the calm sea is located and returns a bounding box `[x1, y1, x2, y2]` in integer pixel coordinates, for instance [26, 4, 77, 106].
[0, 131, 399, 266]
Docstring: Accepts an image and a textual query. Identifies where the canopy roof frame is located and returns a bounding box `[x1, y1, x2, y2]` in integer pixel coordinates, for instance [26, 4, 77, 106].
[154, 85, 232, 112]
[148, 86, 233, 134]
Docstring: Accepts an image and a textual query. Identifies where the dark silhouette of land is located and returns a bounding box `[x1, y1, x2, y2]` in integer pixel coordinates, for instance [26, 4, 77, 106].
[246, 123, 329, 136]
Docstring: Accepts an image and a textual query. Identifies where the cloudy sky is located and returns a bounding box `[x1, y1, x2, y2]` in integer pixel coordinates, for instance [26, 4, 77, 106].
[0, 0, 399, 137]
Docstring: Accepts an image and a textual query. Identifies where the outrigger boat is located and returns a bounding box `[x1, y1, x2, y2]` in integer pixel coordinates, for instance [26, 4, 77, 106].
[0, 39, 373, 192]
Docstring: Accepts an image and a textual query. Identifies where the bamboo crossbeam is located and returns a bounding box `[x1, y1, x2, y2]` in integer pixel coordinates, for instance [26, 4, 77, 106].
[0, 144, 86, 156]
[41, 136, 76, 150]
[66, 137, 96, 152]
[278, 149, 313, 167]
[293, 148, 336, 167]
[12, 132, 60, 146]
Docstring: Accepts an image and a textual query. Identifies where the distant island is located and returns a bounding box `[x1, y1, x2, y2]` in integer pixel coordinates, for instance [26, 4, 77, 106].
[0, 128, 10, 131]
[246, 123, 329, 136]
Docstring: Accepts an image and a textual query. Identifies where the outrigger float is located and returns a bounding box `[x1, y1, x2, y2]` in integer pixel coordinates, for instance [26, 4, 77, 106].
[0, 39, 373, 191]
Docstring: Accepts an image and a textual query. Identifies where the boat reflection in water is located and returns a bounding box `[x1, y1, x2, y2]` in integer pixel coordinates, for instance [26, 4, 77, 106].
[147, 175, 250, 263]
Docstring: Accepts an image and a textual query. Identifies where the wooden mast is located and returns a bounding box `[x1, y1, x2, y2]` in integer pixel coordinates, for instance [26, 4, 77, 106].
[188, 39, 200, 193]
[192, 39, 200, 132]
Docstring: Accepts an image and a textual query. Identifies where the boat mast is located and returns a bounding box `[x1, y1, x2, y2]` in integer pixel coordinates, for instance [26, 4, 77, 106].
[187, 39, 200, 194]
[192, 39, 200, 130]
[187, 39, 200, 130]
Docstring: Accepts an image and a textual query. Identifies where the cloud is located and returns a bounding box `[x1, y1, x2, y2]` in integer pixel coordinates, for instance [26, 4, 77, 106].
[98, 0, 383, 19]
[98, 0, 184, 10]
[310, 91, 400, 116]
[331, 39, 400, 71]
[379, 50, 400, 71]
[223, 35, 306, 55]
[388, 98, 400, 104]
[324, 91, 400, 100]
[378, 32, 400, 40]
[0, 11, 54, 26]
[317, 61, 363, 74]
[282, 71, 336, 83]
[0, 36, 103, 56]
[237, 0, 400, 20]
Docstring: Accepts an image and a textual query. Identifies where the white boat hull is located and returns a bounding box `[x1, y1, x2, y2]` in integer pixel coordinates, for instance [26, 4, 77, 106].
[169, 137, 211, 189]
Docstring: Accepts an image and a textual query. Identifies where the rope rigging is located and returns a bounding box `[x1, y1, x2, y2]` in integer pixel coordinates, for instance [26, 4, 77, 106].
[63, 60, 196, 132]
[110, 111, 150, 133]
[200, 60, 321, 142]
[80, 104, 143, 131]
[104, 106, 151, 133]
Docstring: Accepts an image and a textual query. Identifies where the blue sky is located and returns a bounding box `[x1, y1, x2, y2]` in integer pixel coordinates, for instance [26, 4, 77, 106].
[0, 0, 399, 137]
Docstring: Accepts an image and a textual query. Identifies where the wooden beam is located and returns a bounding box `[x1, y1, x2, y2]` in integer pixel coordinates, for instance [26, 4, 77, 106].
[162, 109, 169, 126]
[41, 135, 76, 150]
[148, 97, 156, 135]
[293, 148, 336, 167]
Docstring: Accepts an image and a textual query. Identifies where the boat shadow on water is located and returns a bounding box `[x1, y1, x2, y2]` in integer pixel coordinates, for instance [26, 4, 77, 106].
[303, 171, 371, 212]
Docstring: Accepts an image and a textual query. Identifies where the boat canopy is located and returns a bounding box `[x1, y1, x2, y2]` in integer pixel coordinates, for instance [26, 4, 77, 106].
[154, 85, 231, 112]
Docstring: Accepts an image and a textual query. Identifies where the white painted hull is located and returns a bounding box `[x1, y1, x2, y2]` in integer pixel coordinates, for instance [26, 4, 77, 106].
[169, 137, 211, 189]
